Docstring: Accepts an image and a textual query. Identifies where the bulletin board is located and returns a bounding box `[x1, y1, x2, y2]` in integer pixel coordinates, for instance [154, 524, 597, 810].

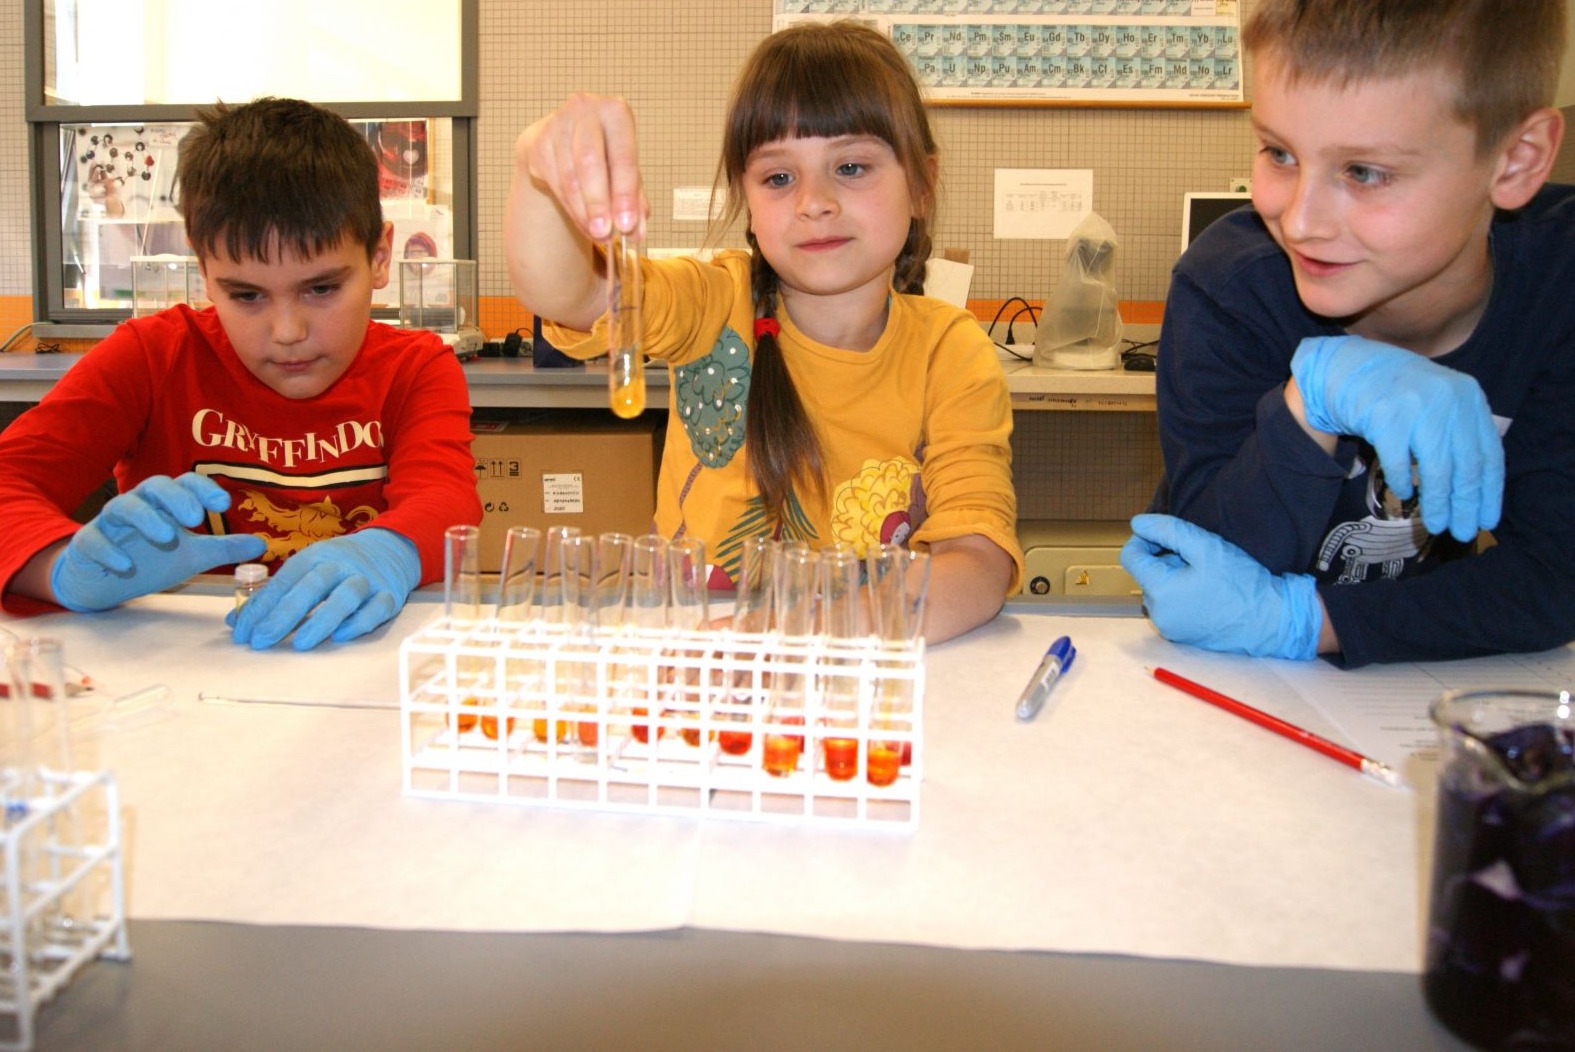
[772, 1, 1246, 108]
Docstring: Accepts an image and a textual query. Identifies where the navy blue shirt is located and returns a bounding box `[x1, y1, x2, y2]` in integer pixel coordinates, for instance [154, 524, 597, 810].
[1154, 185, 1575, 667]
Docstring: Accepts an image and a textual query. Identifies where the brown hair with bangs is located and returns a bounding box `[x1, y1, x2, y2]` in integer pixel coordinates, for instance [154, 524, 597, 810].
[708, 20, 939, 528]
[176, 97, 385, 264]
[1243, 0, 1567, 157]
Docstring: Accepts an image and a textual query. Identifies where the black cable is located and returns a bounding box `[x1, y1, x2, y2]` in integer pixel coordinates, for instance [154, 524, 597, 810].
[985, 296, 1034, 342]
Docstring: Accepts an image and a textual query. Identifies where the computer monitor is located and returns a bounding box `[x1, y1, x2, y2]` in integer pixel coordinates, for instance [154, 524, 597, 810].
[1181, 191, 1253, 255]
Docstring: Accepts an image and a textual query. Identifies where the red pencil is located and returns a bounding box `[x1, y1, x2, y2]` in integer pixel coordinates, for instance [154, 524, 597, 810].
[1153, 667, 1403, 787]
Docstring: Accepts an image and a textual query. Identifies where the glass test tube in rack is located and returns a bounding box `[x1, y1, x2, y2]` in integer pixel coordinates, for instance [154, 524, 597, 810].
[399, 618, 925, 828]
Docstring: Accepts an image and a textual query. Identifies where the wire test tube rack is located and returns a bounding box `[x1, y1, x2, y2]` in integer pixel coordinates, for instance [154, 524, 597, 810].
[399, 616, 924, 828]
[0, 769, 129, 1051]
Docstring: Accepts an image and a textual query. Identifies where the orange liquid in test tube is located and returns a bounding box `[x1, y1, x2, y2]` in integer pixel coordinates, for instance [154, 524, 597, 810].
[822, 737, 858, 781]
[607, 231, 645, 419]
[448, 696, 480, 733]
[631, 707, 663, 744]
[533, 718, 571, 744]
[867, 742, 902, 787]
[762, 734, 802, 777]
[717, 729, 753, 756]
[481, 713, 515, 740]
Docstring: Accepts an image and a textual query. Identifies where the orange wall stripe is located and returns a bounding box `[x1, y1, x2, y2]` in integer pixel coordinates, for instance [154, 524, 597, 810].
[0, 294, 1168, 353]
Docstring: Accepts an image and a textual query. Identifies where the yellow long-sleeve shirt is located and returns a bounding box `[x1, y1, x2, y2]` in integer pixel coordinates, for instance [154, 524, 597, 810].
[547, 250, 1022, 590]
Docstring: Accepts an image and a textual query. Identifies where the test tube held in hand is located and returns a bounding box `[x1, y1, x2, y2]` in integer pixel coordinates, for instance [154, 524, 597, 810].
[606, 231, 645, 419]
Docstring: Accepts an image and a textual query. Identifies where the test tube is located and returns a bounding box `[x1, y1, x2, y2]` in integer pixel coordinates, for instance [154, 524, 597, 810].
[592, 532, 634, 629]
[496, 526, 542, 622]
[865, 545, 930, 787]
[18, 638, 74, 786]
[730, 535, 778, 635]
[537, 526, 582, 625]
[762, 544, 816, 777]
[867, 544, 931, 645]
[629, 534, 672, 631]
[667, 537, 709, 632]
[771, 544, 819, 641]
[606, 230, 645, 419]
[1, 640, 34, 822]
[819, 545, 865, 782]
[443, 525, 482, 625]
[6, 637, 86, 955]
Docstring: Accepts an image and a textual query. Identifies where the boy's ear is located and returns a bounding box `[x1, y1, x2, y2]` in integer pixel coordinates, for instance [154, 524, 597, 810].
[1490, 107, 1565, 211]
[369, 221, 395, 290]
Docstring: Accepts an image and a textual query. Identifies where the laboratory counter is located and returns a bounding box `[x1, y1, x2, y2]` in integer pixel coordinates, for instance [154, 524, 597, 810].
[1, 341, 1156, 413]
[2, 584, 1542, 1051]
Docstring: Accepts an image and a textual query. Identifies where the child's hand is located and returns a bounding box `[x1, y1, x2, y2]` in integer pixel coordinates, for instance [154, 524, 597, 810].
[1121, 513, 1322, 661]
[229, 528, 420, 651]
[516, 93, 648, 242]
[1290, 335, 1503, 543]
[50, 474, 267, 612]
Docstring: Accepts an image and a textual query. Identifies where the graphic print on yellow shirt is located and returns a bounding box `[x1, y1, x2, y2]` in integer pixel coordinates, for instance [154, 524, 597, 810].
[831, 456, 922, 551]
[672, 327, 922, 587]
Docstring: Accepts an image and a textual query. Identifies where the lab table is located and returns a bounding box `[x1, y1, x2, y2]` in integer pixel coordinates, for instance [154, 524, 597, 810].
[0, 586, 1517, 1051]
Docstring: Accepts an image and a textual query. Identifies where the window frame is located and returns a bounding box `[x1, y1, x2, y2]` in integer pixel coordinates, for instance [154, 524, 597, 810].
[22, 0, 480, 337]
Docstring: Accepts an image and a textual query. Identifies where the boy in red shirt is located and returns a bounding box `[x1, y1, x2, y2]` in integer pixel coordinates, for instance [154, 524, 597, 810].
[0, 97, 480, 650]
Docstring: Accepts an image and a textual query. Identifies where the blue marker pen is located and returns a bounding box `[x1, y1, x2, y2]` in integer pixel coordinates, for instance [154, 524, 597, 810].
[1014, 635, 1076, 722]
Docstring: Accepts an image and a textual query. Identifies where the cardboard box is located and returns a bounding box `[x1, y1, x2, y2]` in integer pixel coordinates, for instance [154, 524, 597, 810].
[471, 411, 664, 571]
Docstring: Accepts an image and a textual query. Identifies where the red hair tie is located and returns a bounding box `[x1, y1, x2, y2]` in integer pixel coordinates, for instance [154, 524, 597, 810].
[754, 318, 780, 340]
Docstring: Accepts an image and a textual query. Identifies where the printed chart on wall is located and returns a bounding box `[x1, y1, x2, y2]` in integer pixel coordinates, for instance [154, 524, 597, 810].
[773, 1, 1243, 106]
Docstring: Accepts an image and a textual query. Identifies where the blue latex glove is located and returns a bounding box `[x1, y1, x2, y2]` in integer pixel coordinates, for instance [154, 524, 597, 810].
[1120, 513, 1322, 661]
[229, 528, 420, 651]
[1291, 335, 1503, 542]
[49, 473, 267, 612]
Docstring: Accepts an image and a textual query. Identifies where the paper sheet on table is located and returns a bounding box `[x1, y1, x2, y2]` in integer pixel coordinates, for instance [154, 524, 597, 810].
[7, 591, 1459, 973]
[1277, 647, 1575, 772]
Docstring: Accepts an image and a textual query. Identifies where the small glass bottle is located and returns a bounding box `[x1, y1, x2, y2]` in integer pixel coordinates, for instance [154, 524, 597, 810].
[233, 563, 268, 611]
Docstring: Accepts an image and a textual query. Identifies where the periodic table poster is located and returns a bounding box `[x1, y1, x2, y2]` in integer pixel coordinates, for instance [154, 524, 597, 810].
[773, 1, 1244, 106]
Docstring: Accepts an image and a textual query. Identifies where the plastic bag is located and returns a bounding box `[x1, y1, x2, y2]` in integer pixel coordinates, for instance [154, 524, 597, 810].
[1033, 212, 1123, 370]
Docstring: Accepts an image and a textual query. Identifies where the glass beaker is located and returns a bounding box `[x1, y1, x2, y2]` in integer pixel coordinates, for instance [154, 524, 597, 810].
[1424, 688, 1575, 1050]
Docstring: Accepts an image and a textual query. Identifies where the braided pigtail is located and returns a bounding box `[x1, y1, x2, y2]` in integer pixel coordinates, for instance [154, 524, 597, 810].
[892, 217, 932, 296]
[744, 237, 825, 524]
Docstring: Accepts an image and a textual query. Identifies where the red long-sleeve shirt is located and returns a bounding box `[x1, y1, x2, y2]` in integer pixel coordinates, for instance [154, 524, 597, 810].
[0, 305, 480, 615]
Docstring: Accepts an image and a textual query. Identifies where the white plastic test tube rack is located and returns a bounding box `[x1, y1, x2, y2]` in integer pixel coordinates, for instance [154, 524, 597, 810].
[0, 769, 129, 1052]
[399, 617, 924, 827]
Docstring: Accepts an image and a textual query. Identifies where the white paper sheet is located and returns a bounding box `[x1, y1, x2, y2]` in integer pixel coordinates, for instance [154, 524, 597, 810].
[1277, 647, 1575, 772]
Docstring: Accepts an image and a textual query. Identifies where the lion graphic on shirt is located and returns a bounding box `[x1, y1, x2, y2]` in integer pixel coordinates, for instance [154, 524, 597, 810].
[236, 489, 380, 561]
